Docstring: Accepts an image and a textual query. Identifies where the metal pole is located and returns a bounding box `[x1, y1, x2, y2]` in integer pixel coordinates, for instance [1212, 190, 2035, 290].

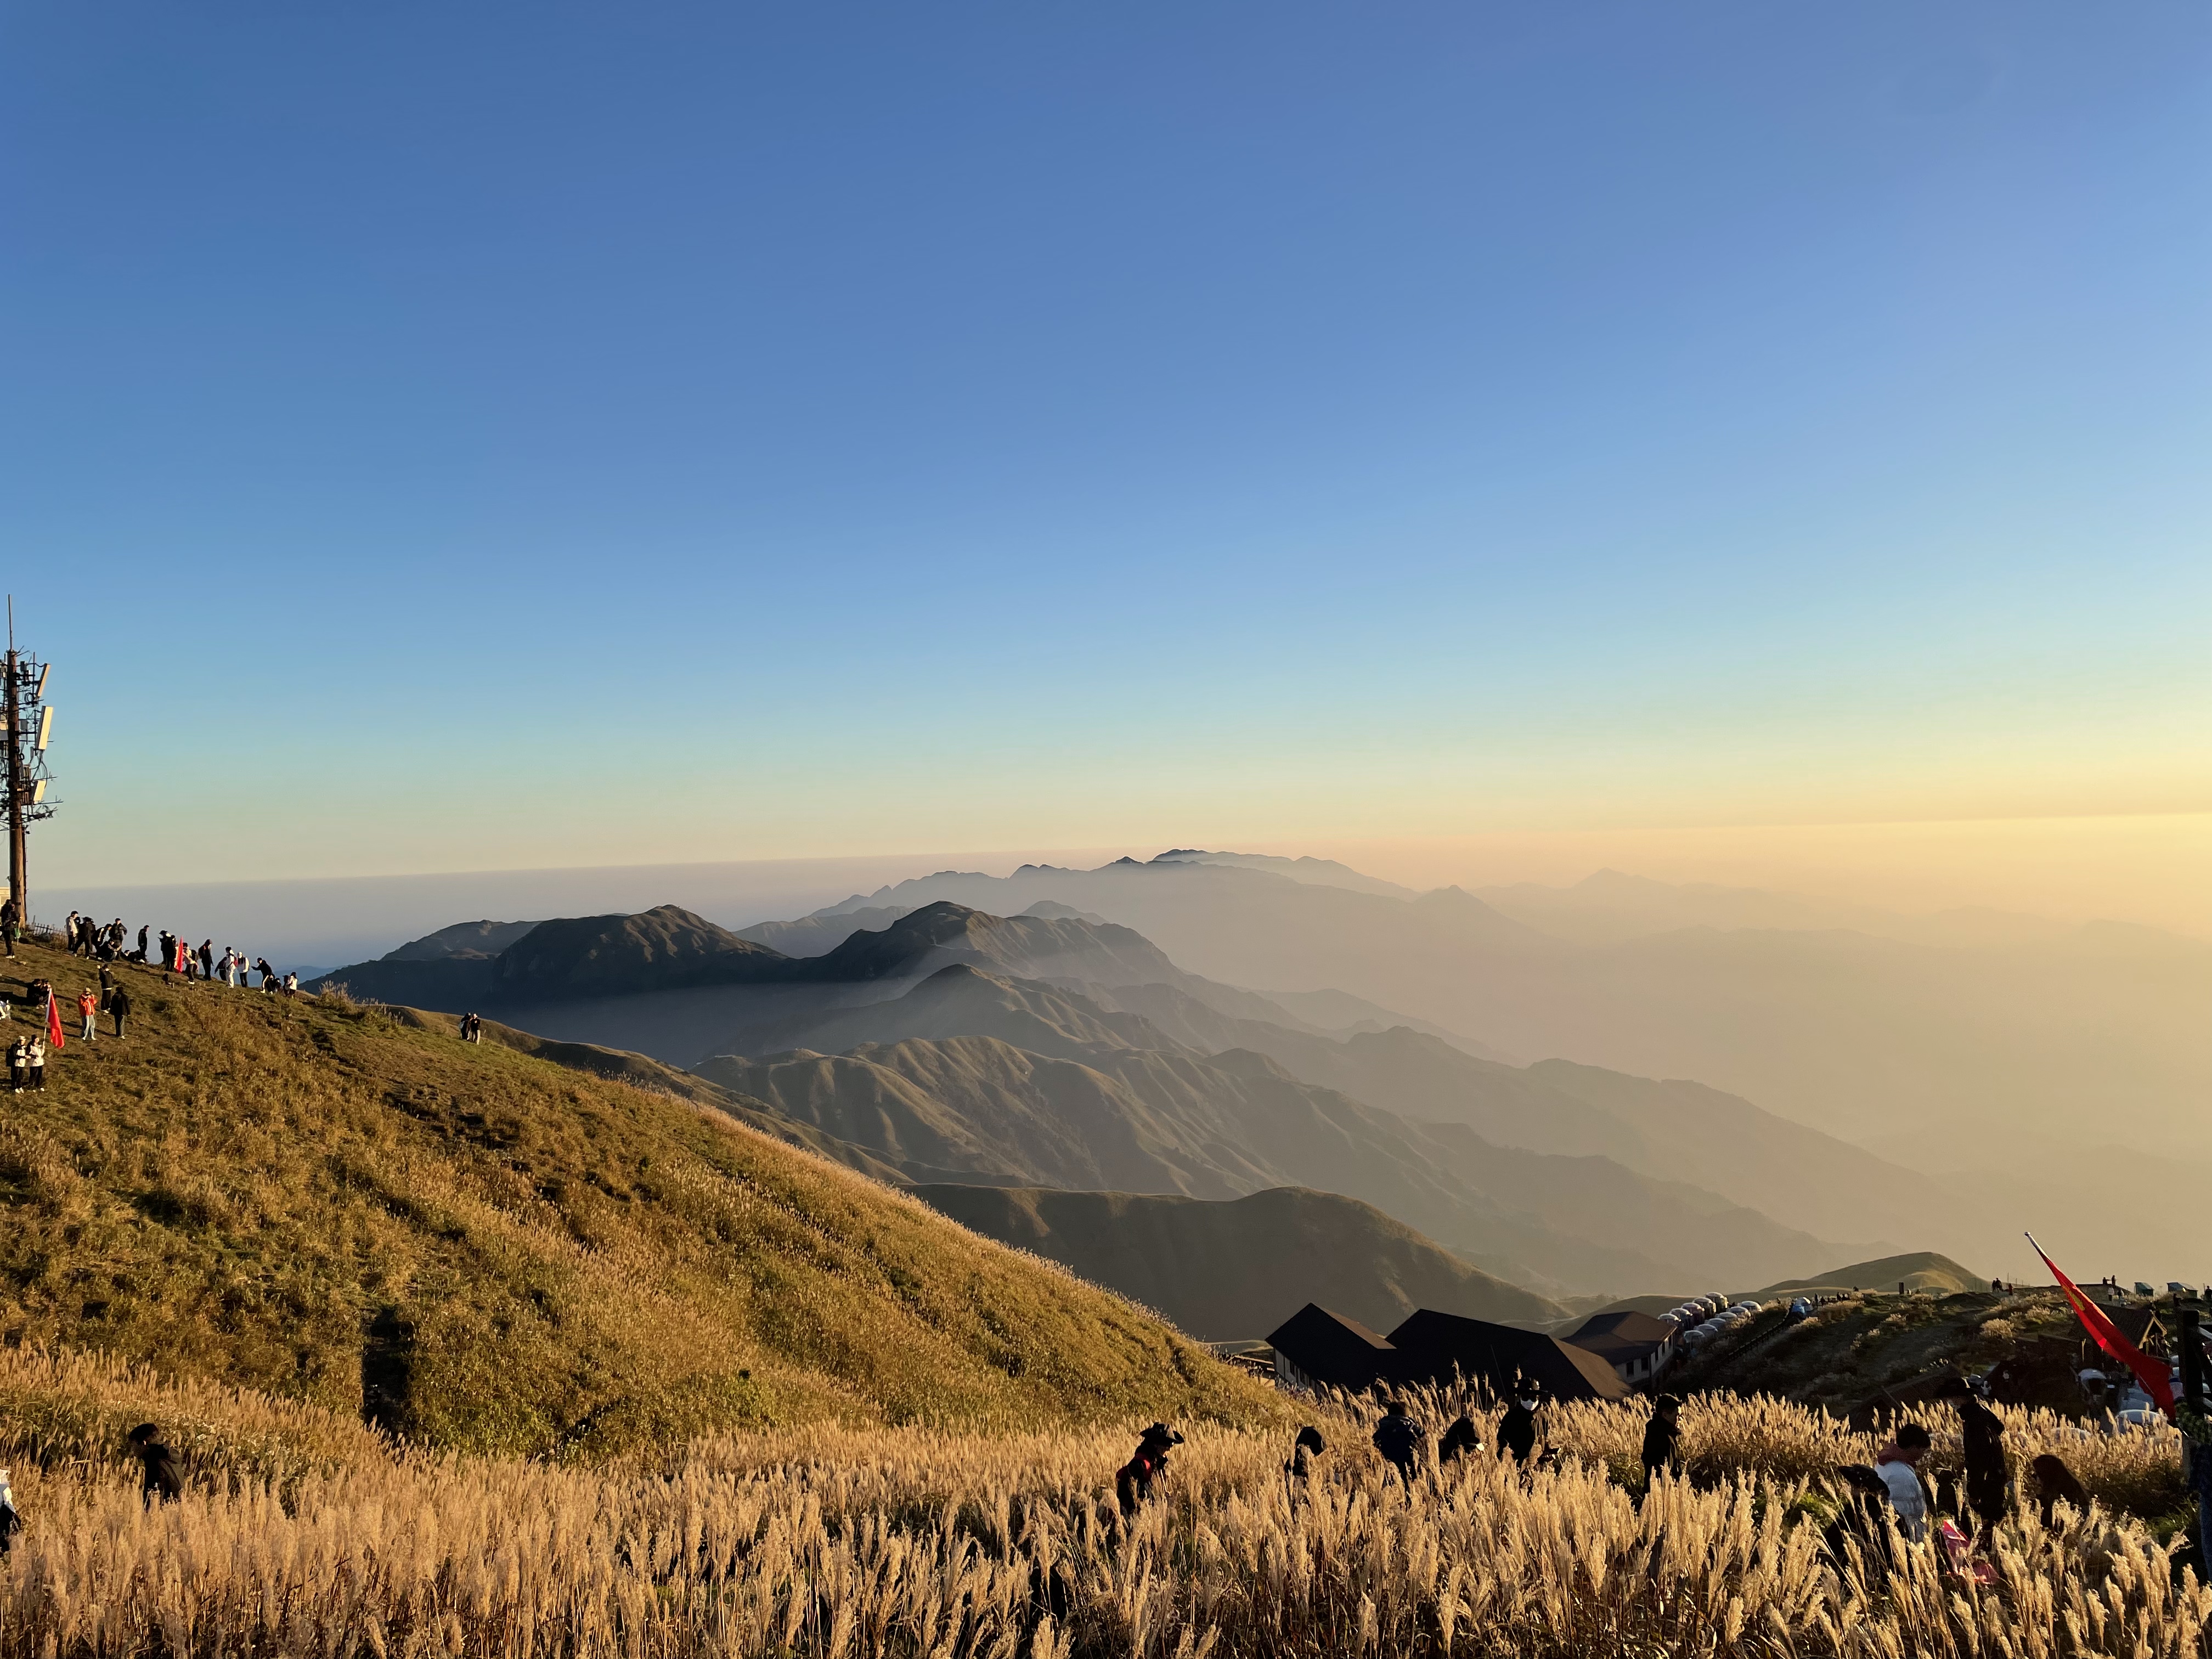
[4, 639, 22, 924]
[2179, 1307, 2208, 1579]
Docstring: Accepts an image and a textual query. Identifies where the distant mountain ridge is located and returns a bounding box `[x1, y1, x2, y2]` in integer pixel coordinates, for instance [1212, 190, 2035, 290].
[697, 962, 1874, 1295]
[325, 891, 1928, 1296]
[787, 854, 2210, 1204]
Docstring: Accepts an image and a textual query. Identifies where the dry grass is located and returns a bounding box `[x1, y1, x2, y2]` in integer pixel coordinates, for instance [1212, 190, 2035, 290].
[0, 1346, 2203, 1657]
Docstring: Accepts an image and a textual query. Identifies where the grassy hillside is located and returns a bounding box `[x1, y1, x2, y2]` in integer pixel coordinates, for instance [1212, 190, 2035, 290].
[1750, 1251, 1987, 1298]
[913, 1183, 1562, 1339]
[0, 938, 1269, 1455]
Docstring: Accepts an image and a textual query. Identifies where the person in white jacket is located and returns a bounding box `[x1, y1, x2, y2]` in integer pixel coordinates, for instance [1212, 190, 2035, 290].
[1875, 1423, 1933, 1540]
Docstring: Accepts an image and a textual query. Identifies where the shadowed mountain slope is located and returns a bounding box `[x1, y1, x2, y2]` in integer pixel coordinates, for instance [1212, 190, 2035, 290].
[319, 904, 793, 1007]
[702, 994, 1867, 1296]
[914, 1184, 1564, 1340]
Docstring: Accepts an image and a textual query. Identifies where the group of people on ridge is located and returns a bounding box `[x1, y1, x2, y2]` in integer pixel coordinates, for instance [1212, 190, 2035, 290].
[49, 907, 291, 994]
[1115, 1370, 2027, 1577]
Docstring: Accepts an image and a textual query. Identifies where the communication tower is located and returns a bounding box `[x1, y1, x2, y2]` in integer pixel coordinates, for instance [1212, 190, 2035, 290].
[3, 598, 57, 919]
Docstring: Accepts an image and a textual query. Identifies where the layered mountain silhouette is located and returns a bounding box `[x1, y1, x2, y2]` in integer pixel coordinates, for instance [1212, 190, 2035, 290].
[791, 854, 2208, 1170]
[693, 961, 1876, 1294]
[324, 893, 1937, 1296]
[319, 904, 790, 1007]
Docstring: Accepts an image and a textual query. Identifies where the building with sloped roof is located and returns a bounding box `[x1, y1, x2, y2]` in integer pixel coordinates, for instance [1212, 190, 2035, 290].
[1564, 1310, 1678, 1387]
[1387, 1310, 1628, 1402]
[1266, 1304, 1396, 1393]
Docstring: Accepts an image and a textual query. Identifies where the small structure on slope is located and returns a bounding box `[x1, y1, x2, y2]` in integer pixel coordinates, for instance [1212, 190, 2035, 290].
[1387, 1311, 1628, 1403]
[1267, 1305, 1397, 1392]
[1563, 1310, 1678, 1387]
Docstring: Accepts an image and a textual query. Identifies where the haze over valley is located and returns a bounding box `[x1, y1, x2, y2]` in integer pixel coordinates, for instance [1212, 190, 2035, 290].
[295, 845, 2210, 1302]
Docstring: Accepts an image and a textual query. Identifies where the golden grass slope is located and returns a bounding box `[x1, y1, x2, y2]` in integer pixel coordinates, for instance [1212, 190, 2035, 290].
[0, 938, 1269, 1455]
[0, 1341, 2202, 1657]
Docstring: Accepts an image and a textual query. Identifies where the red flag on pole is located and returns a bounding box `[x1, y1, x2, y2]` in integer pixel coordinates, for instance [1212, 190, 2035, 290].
[2029, 1232, 2172, 1417]
[43, 990, 63, 1052]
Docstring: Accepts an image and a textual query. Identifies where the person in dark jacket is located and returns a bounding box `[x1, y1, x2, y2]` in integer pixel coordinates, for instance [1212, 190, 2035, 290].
[197, 940, 214, 980]
[2030, 1453, 2090, 1528]
[1641, 1395, 1683, 1493]
[1285, 1425, 1325, 1483]
[1116, 1423, 1182, 1516]
[109, 985, 131, 1040]
[1938, 1377, 2008, 1544]
[1497, 1380, 1541, 1464]
[1438, 1407, 1483, 1464]
[127, 1422, 182, 1505]
[1372, 1399, 1425, 1486]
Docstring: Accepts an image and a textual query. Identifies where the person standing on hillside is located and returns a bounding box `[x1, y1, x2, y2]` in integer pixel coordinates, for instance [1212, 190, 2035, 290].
[25, 1037, 44, 1092]
[1874, 1423, 1933, 1541]
[256, 958, 276, 991]
[1937, 1377, 2008, 1545]
[1, 899, 18, 960]
[127, 1423, 182, 1505]
[6, 1036, 24, 1093]
[63, 912, 80, 956]
[1116, 1423, 1183, 1517]
[136, 924, 149, 962]
[1284, 1425, 1325, 1486]
[108, 985, 131, 1040]
[1373, 1399, 1426, 1487]
[1498, 1381, 1541, 1464]
[1641, 1395, 1684, 1494]
[75, 987, 97, 1043]
[197, 940, 213, 980]
[1438, 1406, 1482, 1465]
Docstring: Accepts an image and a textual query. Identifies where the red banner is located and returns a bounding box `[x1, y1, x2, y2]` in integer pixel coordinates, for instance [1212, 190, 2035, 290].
[43, 991, 63, 1052]
[2030, 1233, 2172, 1418]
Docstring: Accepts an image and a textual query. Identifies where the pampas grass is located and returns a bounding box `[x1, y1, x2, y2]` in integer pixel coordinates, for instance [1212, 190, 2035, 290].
[0, 1345, 2203, 1657]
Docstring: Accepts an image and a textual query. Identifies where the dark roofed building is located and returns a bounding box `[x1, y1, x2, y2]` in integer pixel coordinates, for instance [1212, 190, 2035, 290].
[1267, 1303, 1396, 1393]
[1387, 1310, 1628, 1403]
[1564, 1310, 1677, 1388]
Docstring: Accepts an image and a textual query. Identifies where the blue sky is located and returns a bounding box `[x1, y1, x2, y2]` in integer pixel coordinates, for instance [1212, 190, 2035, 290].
[3, 2, 2206, 899]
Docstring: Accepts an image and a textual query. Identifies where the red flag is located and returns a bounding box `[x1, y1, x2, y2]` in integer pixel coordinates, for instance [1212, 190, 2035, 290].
[43, 991, 63, 1053]
[2029, 1233, 2172, 1417]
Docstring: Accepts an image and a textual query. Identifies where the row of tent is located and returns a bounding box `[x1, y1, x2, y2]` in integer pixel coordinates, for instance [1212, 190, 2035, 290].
[1665, 1297, 1766, 1350]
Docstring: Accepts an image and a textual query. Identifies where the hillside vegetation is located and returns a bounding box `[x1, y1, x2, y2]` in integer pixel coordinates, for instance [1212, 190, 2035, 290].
[0, 938, 1268, 1456]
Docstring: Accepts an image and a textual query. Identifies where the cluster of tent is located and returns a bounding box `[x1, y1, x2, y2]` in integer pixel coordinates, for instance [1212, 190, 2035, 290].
[1661, 1295, 1767, 1351]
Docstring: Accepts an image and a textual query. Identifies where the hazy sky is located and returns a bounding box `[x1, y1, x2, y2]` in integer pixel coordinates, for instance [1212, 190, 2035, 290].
[4, 3, 2206, 919]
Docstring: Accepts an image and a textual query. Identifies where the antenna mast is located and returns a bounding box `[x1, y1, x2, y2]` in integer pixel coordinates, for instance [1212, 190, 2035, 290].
[3, 599, 56, 924]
